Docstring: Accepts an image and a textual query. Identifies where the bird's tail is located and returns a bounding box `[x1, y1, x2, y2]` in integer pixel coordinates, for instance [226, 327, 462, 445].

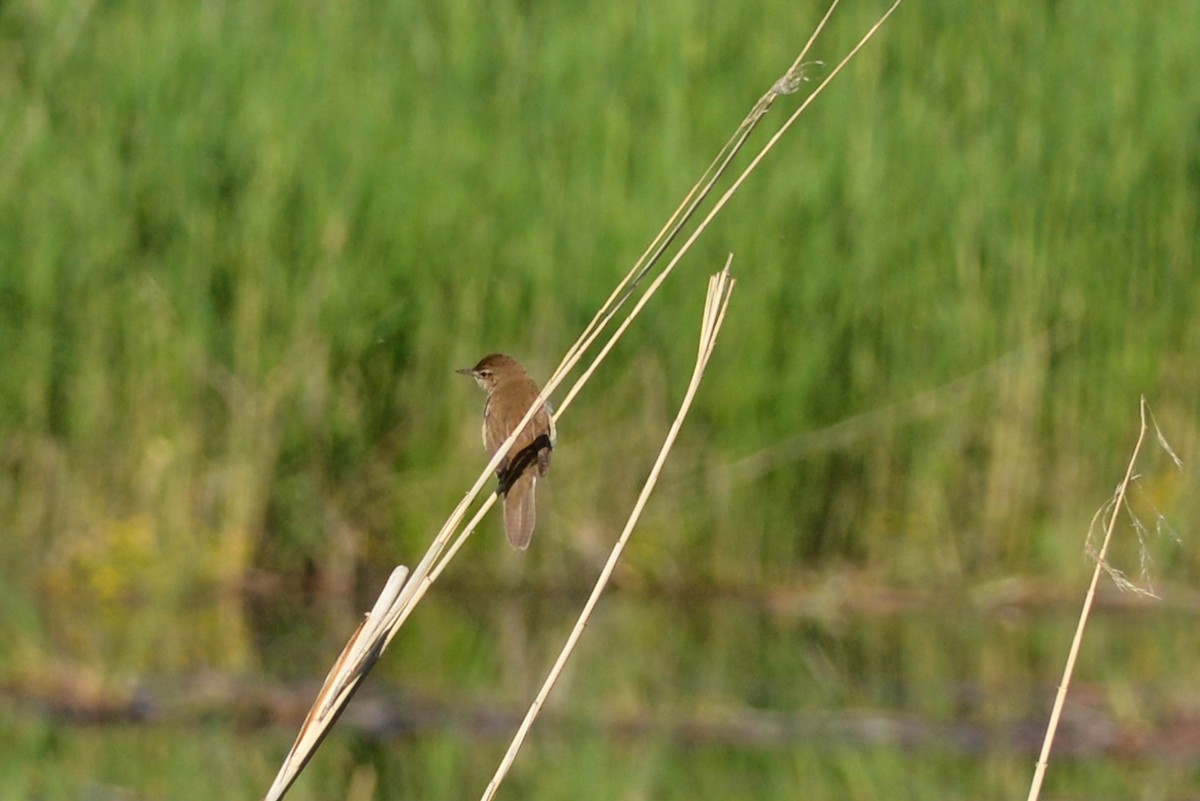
[503, 472, 537, 550]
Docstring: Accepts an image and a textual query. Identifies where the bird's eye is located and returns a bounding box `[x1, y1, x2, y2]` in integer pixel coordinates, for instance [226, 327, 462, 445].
[480, 371, 491, 378]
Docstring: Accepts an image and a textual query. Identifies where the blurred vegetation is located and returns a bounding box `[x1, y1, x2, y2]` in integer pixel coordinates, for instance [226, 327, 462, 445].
[0, 0, 1198, 797]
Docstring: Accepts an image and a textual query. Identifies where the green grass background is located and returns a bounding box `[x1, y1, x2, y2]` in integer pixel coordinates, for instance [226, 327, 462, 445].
[1, 0, 1198, 798]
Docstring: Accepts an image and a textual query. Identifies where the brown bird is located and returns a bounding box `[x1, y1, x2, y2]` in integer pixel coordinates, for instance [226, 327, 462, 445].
[457, 353, 555, 549]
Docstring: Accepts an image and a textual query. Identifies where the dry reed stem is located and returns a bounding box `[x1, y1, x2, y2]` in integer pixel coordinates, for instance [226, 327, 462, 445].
[552, 0, 903, 422]
[555, 0, 839, 376]
[1025, 396, 1164, 801]
[263, 566, 411, 801]
[479, 263, 736, 801]
[428, 0, 903, 623]
[405, 0, 905, 649]
[262, 2, 904, 796]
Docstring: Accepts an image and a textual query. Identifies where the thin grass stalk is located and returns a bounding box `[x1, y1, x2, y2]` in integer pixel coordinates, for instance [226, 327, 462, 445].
[552, 0, 902, 420]
[262, 3, 904, 795]
[443, 0, 905, 575]
[388, 0, 904, 687]
[479, 263, 736, 801]
[570, 0, 838, 339]
[418, 0, 888, 608]
[1025, 396, 1151, 801]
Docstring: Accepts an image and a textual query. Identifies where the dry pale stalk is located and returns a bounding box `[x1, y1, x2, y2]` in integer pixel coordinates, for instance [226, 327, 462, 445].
[1025, 396, 1157, 801]
[480, 262, 736, 801]
[261, 1, 905, 796]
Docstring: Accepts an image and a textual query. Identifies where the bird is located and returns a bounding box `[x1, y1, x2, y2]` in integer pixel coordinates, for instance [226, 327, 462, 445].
[457, 353, 555, 549]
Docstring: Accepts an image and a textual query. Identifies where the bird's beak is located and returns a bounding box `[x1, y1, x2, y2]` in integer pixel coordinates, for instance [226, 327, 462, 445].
[455, 367, 475, 377]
